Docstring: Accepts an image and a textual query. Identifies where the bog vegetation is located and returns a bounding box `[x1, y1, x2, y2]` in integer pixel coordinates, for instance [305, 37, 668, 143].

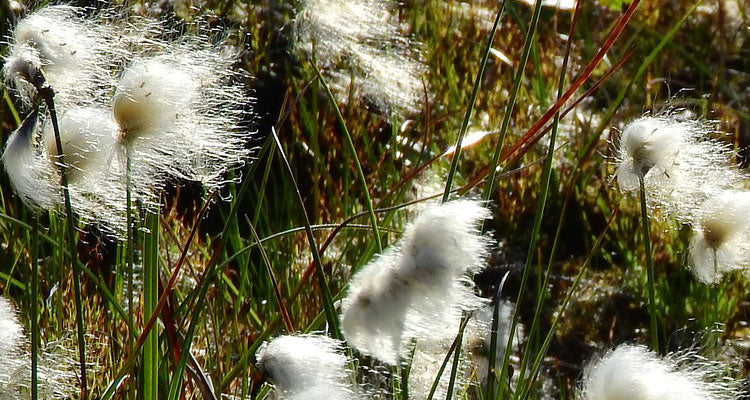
[0, 0, 748, 399]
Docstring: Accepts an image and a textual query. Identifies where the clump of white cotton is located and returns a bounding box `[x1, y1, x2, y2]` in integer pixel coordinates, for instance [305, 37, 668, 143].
[0, 297, 77, 400]
[615, 115, 741, 222]
[2, 5, 124, 109]
[577, 344, 742, 400]
[1, 111, 60, 211]
[341, 200, 491, 365]
[256, 334, 358, 400]
[1, 7, 253, 236]
[689, 191, 750, 284]
[294, 0, 425, 115]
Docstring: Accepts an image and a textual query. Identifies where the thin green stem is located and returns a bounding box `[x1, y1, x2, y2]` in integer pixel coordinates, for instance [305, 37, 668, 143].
[43, 90, 88, 400]
[311, 62, 383, 252]
[445, 312, 468, 400]
[443, 1, 506, 202]
[143, 211, 160, 400]
[30, 215, 39, 400]
[639, 176, 659, 353]
[482, 0, 543, 202]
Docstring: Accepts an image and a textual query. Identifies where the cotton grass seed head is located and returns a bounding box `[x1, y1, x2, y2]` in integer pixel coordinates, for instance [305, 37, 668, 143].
[689, 191, 750, 284]
[341, 200, 492, 365]
[256, 334, 358, 400]
[0, 297, 77, 400]
[615, 115, 741, 222]
[577, 344, 742, 400]
[3, 5, 123, 109]
[294, 0, 425, 115]
[1, 110, 61, 211]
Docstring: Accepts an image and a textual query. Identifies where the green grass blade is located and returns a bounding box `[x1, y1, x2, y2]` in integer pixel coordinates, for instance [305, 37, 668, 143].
[311, 62, 383, 252]
[442, 1, 506, 202]
[143, 211, 160, 400]
[482, 0, 544, 203]
[639, 177, 659, 352]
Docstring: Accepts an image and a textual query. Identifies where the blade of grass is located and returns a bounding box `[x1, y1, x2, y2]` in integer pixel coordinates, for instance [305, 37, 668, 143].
[425, 314, 471, 400]
[512, 3, 580, 396]
[143, 211, 160, 400]
[30, 214, 39, 400]
[482, 0, 545, 202]
[445, 312, 469, 400]
[639, 176, 659, 352]
[517, 205, 621, 400]
[442, 1, 506, 202]
[41, 88, 88, 400]
[269, 126, 341, 338]
[246, 218, 294, 332]
[311, 62, 383, 252]
[489, 0, 547, 396]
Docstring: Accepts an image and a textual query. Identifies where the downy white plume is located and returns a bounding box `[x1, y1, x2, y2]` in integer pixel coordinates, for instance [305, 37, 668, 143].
[689, 191, 750, 284]
[2, 8, 252, 235]
[295, 0, 424, 115]
[615, 115, 741, 222]
[407, 302, 520, 400]
[2, 5, 124, 109]
[341, 200, 491, 365]
[0, 297, 77, 400]
[256, 334, 359, 400]
[577, 344, 742, 400]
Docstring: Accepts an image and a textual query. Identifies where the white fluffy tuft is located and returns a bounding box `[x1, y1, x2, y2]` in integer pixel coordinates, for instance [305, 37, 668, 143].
[578, 344, 742, 400]
[256, 334, 358, 400]
[294, 0, 425, 115]
[689, 191, 750, 284]
[615, 115, 742, 223]
[341, 200, 492, 364]
[0, 297, 77, 400]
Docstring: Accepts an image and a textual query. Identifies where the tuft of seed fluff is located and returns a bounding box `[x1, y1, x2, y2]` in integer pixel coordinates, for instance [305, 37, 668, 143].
[340, 200, 492, 365]
[294, 0, 425, 115]
[0, 297, 77, 400]
[1, 110, 61, 211]
[689, 191, 750, 284]
[2, 5, 124, 110]
[615, 115, 741, 223]
[577, 344, 742, 400]
[256, 334, 359, 400]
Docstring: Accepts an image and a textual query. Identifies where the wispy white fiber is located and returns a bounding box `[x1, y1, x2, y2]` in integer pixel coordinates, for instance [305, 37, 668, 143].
[256, 334, 359, 400]
[578, 344, 742, 400]
[689, 191, 750, 284]
[341, 200, 491, 365]
[615, 115, 741, 223]
[1, 6, 253, 236]
[294, 0, 425, 115]
[2, 5, 124, 109]
[404, 302, 520, 400]
[0, 297, 77, 400]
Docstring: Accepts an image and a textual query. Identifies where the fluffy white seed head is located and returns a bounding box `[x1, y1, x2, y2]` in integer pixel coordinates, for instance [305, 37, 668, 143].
[0, 297, 77, 400]
[3, 5, 124, 109]
[578, 344, 742, 400]
[689, 191, 750, 284]
[295, 0, 425, 115]
[341, 200, 492, 364]
[615, 115, 742, 222]
[256, 335, 357, 400]
[1, 111, 61, 210]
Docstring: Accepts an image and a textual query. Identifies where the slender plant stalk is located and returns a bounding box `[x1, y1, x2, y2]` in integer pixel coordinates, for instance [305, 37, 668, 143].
[125, 151, 136, 400]
[491, 1, 545, 397]
[639, 176, 659, 353]
[442, 1, 506, 202]
[425, 315, 471, 400]
[311, 62, 383, 252]
[143, 211, 160, 400]
[517, 206, 620, 400]
[445, 312, 468, 400]
[512, 3, 580, 395]
[482, 0, 544, 202]
[42, 88, 88, 400]
[30, 214, 39, 400]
